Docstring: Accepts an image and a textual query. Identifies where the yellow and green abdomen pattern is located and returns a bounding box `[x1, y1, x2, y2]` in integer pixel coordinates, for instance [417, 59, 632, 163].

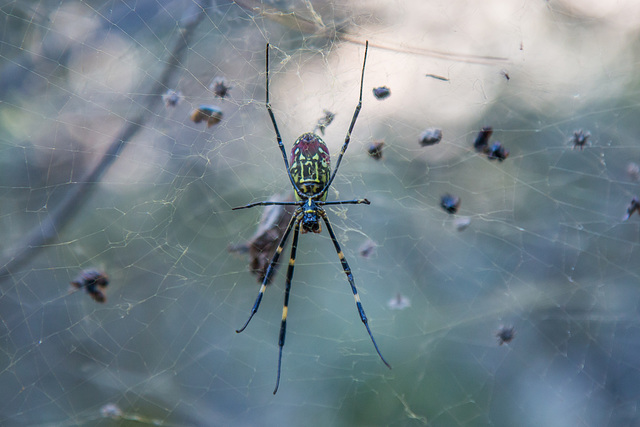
[289, 132, 331, 200]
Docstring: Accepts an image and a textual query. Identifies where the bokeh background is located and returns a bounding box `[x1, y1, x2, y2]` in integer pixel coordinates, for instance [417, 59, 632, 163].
[2, 0, 640, 425]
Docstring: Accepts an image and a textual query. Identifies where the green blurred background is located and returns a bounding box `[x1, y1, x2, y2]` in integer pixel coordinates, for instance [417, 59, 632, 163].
[2, 0, 640, 425]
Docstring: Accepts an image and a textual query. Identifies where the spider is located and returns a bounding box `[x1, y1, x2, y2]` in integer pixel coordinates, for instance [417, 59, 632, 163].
[233, 41, 390, 394]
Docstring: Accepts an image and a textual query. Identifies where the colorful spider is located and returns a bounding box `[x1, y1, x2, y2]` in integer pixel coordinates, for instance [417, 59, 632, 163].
[234, 41, 390, 394]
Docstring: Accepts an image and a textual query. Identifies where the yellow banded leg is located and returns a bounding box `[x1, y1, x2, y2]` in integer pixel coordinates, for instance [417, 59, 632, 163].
[274, 219, 301, 394]
[236, 211, 300, 333]
[320, 211, 391, 369]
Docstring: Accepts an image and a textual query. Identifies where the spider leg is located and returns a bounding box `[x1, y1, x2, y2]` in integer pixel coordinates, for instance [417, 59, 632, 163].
[322, 41, 368, 194]
[320, 198, 370, 206]
[265, 43, 300, 195]
[273, 217, 301, 394]
[232, 200, 300, 210]
[236, 210, 301, 333]
[320, 210, 391, 369]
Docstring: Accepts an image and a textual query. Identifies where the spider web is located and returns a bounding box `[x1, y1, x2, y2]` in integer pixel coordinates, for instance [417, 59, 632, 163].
[2, 0, 640, 425]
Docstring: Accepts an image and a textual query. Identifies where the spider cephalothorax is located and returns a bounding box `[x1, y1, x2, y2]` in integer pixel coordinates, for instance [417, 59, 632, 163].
[233, 41, 390, 394]
[301, 199, 322, 233]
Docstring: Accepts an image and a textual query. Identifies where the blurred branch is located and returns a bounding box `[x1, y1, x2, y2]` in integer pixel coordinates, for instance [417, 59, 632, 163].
[235, 0, 508, 64]
[0, 0, 212, 282]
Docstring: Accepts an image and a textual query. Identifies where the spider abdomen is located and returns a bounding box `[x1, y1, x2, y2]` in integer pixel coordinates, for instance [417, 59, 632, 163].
[290, 132, 331, 200]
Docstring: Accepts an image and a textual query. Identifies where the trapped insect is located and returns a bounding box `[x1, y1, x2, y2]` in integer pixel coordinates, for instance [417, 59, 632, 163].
[487, 141, 509, 161]
[190, 105, 223, 127]
[162, 89, 183, 107]
[314, 109, 336, 135]
[571, 129, 590, 150]
[233, 41, 390, 394]
[454, 216, 471, 232]
[372, 86, 391, 100]
[496, 325, 516, 345]
[71, 269, 109, 303]
[367, 140, 385, 160]
[474, 126, 493, 152]
[419, 128, 443, 147]
[209, 76, 232, 98]
[358, 239, 378, 258]
[387, 292, 411, 310]
[622, 197, 640, 221]
[228, 192, 296, 284]
[627, 162, 640, 181]
[473, 126, 510, 161]
[425, 73, 449, 82]
[440, 194, 461, 214]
